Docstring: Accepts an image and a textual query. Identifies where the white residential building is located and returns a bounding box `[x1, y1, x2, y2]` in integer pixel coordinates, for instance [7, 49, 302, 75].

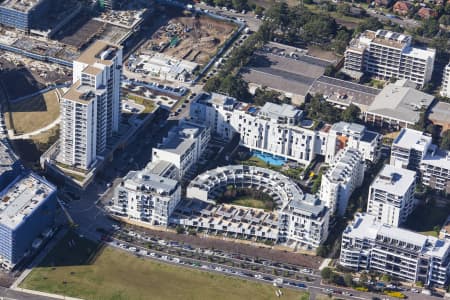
[190, 93, 380, 166]
[441, 63, 450, 98]
[420, 146, 450, 194]
[390, 128, 432, 171]
[152, 120, 210, 180]
[111, 166, 181, 226]
[59, 40, 122, 169]
[320, 148, 365, 216]
[278, 194, 330, 249]
[324, 121, 381, 163]
[367, 164, 416, 227]
[340, 213, 450, 285]
[345, 29, 435, 87]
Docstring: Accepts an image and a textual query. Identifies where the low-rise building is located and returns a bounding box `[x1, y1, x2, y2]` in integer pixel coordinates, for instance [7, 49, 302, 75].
[320, 148, 365, 216]
[390, 128, 432, 171]
[417, 7, 437, 19]
[152, 120, 210, 180]
[393, 1, 413, 16]
[428, 102, 450, 132]
[340, 213, 450, 286]
[0, 172, 57, 270]
[365, 79, 435, 130]
[367, 164, 416, 227]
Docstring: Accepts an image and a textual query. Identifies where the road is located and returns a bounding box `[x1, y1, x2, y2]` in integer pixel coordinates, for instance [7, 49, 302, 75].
[366, 9, 420, 29]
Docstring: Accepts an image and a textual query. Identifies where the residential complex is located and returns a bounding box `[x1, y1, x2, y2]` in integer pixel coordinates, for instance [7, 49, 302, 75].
[320, 148, 365, 216]
[390, 128, 432, 171]
[420, 147, 450, 194]
[111, 165, 181, 226]
[190, 93, 381, 166]
[59, 41, 123, 170]
[0, 172, 57, 270]
[152, 120, 210, 180]
[184, 165, 330, 248]
[441, 63, 450, 98]
[364, 79, 434, 129]
[367, 164, 416, 227]
[340, 214, 450, 286]
[345, 30, 435, 87]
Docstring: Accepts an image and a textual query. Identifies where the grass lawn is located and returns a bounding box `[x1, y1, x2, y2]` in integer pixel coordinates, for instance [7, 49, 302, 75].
[5, 91, 59, 134]
[22, 244, 308, 300]
[232, 197, 270, 210]
[127, 93, 157, 114]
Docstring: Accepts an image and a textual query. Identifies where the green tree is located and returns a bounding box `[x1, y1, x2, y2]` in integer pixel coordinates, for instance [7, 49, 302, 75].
[321, 267, 333, 280]
[316, 245, 329, 257]
[344, 273, 354, 287]
[440, 130, 450, 150]
[332, 30, 351, 54]
[341, 104, 361, 123]
[337, 3, 351, 16]
[419, 18, 439, 38]
[232, 0, 248, 11]
[355, 17, 383, 34]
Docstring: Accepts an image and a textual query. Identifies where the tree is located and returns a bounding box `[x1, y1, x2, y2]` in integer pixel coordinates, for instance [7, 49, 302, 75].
[344, 273, 354, 287]
[321, 267, 333, 280]
[419, 18, 439, 38]
[175, 225, 185, 234]
[253, 87, 282, 106]
[316, 245, 329, 257]
[341, 104, 361, 123]
[232, 0, 248, 11]
[360, 272, 368, 286]
[355, 17, 383, 34]
[440, 130, 450, 150]
[332, 30, 351, 54]
[337, 3, 351, 16]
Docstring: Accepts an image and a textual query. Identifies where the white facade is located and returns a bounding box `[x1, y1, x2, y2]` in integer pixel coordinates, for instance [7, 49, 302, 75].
[190, 93, 380, 166]
[185, 165, 329, 248]
[152, 120, 210, 180]
[340, 214, 450, 285]
[278, 194, 330, 249]
[59, 40, 122, 169]
[441, 63, 450, 98]
[420, 147, 450, 194]
[367, 164, 416, 227]
[320, 148, 365, 216]
[390, 128, 432, 171]
[111, 168, 181, 226]
[345, 30, 435, 87]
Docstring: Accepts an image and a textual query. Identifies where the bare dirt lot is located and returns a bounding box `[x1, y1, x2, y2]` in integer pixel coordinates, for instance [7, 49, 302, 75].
[143, 11, 236, 66]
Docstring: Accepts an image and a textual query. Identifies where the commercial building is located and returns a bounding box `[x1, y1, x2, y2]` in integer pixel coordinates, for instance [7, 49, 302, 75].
[420, 147, 450, 194]
[390, 128, 432, 171]
[367, 165, 416, 227]
[364, 79, 435, 129]
[184, 165, 330, 249]
[59, 41, 123, 170]
[152, 120, 210, 180]
[340, 213, 450, 285]
[345, 30, 435, 87]
[320, 148, 365, 216]
[0, 172, 57, 270]
[190, 93, 380, 166]
[0, 0, 50, 31]
[111, 166, 181, 227]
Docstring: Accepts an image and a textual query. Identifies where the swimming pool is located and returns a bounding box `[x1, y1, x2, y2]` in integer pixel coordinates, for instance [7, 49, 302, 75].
[252, 151, 286, 167]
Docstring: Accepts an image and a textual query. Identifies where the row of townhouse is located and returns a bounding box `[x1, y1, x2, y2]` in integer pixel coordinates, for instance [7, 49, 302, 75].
[189, 93, 381, 166]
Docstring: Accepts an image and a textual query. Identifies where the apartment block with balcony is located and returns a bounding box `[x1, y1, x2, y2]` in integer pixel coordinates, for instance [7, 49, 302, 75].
[440, 63, 450, 98]
[390, 128, 432, 171]
[320, 148, 365, 216]
[111, 168, 181, 226]
[367, 164, 416, 227]
[58, 40, 122, 170]
[420, 147, 450, 194]
[345, 30, 435, 87]
[340, 213, 450, 286]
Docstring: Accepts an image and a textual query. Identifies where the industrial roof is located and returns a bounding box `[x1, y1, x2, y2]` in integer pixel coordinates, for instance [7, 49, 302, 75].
[367, 80, 434, 124]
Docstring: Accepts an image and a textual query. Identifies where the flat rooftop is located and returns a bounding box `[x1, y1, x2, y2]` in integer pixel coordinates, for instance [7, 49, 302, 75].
[421, 149, 450, 170]
[0, 0, 42, 12]
[0, 173, 55, 230]
[371, 164, 416, 195]
[429, 102, 450, 125]
[309, 76, 380, 111]
[123, 170, 178, 194]
[63, 81, 105, 104]
[392, 128, 432, 151]
[325, 148, 362, 183]
[241, 48, 332, 97]
[367, 79, 434, 124]
[156, 121, 206, 156]
[76, 40, 121, 66]
[259, 102, 301, 121]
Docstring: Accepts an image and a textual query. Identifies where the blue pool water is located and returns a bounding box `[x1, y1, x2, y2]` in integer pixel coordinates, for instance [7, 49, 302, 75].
[252, 151, 286, 167]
